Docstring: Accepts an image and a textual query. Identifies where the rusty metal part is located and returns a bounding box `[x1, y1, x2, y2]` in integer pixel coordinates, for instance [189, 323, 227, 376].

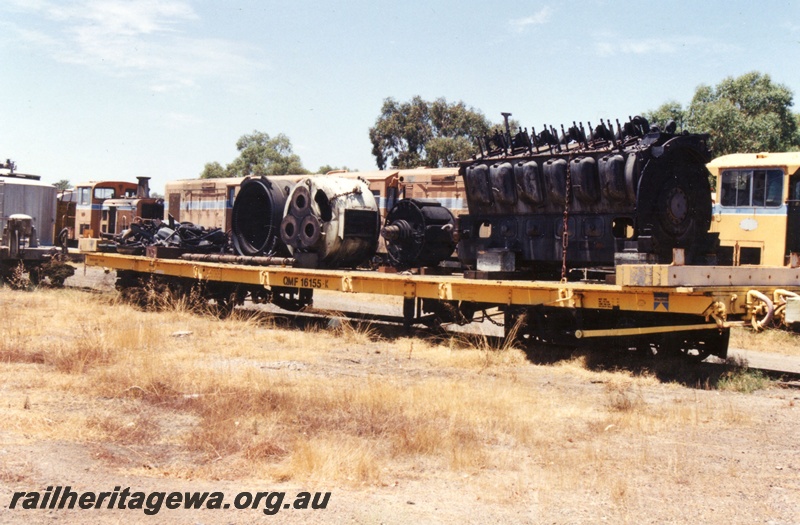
[180, 253, 295, 266]
[697, 292, 778, 332]
[115, 220, 227, 255]
[747, 289, 775, 332]
[772, 289, 800, 327]
[561, 156, 572, 282]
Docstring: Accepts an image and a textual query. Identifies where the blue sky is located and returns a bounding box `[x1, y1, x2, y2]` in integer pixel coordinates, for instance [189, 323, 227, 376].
[2, 0, 799, 193]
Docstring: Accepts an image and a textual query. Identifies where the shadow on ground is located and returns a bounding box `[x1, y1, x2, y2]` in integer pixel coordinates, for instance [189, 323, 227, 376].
[109, 291, 774, 391]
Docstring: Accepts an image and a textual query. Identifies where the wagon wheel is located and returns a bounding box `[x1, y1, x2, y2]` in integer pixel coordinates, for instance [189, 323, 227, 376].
[658, 334, 710, 362]
[57, 227, 70, 254]
[674, 343, 711, 363]
[210, 286, 246, 318]
[660, 329, 729, 362]
[28, 265, 41, 286]
[270, 287, 313, 312]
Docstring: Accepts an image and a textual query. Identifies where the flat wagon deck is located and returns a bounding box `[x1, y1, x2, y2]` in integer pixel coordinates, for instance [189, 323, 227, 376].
[82, 251, 800, 363]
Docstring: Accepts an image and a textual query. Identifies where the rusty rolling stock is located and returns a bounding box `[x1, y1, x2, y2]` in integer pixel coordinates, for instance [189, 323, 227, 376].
[57, 177, 164, 247]
[164, 168, 465, 235]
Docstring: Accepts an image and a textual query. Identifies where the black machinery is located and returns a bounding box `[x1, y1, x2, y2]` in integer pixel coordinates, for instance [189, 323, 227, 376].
[380, 198, 456, 269]
[456, 116, 717, 278]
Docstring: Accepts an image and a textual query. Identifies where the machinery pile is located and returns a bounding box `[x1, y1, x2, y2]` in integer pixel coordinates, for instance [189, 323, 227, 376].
[111, 219, 228, 255]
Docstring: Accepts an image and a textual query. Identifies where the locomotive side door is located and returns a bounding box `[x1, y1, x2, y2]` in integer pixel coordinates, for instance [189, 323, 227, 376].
[168, 192, 181, 223]
[100, 205, 116, 234]
[75, 186, 93, 238]
[226, 184, 237, 230]
[785, 170, 800, 259]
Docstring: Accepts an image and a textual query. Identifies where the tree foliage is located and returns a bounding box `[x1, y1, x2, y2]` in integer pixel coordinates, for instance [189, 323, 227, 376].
[687, 72, 799, 155]
[316, 164, 352, 174]
[642, 100, 687, 131]
[369, 97, 492, 170]
[200, 161, 227, 179]
[53, 179, 71, 191]
[200, 131, 309, 179]
[645, 72, 800, 156]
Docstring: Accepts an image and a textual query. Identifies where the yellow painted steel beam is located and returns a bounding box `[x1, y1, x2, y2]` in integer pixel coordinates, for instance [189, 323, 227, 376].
[83, 253, 792, 318]
[617, 264, 800, 288]
[575, 323, 722, 339]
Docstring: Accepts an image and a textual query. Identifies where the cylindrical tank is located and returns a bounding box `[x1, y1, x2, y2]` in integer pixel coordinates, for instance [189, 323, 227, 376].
[280, 176, 379, 268]
[381, 199, 456, 269]
[231, 176, 295, 256]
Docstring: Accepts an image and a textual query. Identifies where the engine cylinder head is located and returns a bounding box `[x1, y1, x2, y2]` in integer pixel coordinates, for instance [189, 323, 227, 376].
[458, 115, 715, 273]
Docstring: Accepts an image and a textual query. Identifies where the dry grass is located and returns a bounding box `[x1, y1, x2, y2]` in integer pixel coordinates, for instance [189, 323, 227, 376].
[729, 325, 800, 355]
[0, 282, 785, 522]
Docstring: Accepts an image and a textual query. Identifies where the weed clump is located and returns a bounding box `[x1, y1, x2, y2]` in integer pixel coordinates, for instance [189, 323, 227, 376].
[717, 357, 772, 393]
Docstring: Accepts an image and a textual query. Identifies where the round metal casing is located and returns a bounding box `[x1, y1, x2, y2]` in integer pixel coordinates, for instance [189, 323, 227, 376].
[382, 198, 456, 269]
[280, 176, 380, 268]
[231, 176, 295, 256]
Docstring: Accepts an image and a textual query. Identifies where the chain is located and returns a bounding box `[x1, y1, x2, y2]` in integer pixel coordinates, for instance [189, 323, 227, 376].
[560, 156, 573, 282]
[480, 309, 505, 326]
[329, 189, 360, 201]
[329, 177, 368, 201]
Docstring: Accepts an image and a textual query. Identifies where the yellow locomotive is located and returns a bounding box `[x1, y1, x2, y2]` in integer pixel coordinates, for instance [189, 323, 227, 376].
[708, 152, 800, 266]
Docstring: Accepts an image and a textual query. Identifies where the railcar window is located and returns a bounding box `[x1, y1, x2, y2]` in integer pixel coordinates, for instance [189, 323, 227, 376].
[792, 178, 800, 202]
[386, 187, 397, 211]
[720, 169, 783, 207]
[752, 171, 766, 206]
[717, 246, 734, 266]
[59, 190, 76, 203]
[78, 187, 91, 206]
[739, 247, 762, 265]
[94, 187, 115, 200]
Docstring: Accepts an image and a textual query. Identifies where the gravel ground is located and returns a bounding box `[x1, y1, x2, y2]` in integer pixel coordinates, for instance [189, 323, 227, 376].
[0, 264, 786, 524]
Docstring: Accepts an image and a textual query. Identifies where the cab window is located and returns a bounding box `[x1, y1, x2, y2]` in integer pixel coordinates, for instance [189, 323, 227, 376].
[720, 169, 783, 207]
[789, 177, 800, 202]
[78, 187, 91, 206]
[94, 187, 115, 200]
